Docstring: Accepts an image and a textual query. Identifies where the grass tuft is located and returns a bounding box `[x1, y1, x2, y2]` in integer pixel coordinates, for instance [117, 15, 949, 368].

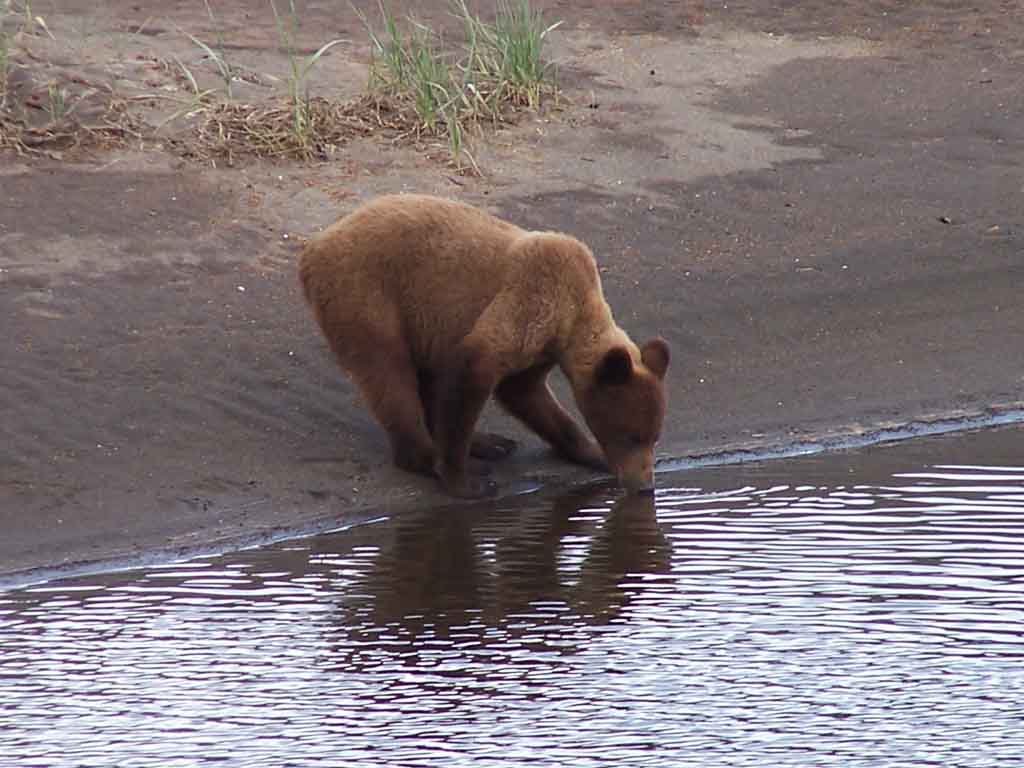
[457, 0, 561, 109]
[168, 94, 418, 164]
[176, 1, 237, 99]
[0, 0, 558, 168]
[45, 80, 69, 121]
[1, 96, 142, 156]
[357, 0, 559, 169]
[270, 0, 346, 153]
[0, 25, 9, 109]
[185, 32, 235, 99]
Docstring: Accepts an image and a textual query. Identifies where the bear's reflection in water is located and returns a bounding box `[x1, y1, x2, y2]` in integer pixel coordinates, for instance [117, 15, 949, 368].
[327, 488, 671, 666]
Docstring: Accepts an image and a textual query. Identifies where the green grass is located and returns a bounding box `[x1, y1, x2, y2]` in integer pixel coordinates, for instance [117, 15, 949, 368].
[1, 0, 31, 28]
[4, 0, 51, 38]
[456, 0, 561, 109]
[45, 80, 70, 122]
[1, 2, 16, 108]
[156, 0, 347, 161]
[180, 0, 236, 98]
[404, 20, 454, 131]
[270, 0, 345, 151]
[1, 0, 558, 167]
[362, 0, 408, 91]
[0, 27, 9, 108]
[184, 32, 235, 98]
[158, 55, 217, 127]
[358, 0, 560, 168]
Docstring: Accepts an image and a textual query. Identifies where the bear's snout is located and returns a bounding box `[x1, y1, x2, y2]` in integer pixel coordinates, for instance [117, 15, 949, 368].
[614, 450, 656, 495]
[620, 470, 655, 495]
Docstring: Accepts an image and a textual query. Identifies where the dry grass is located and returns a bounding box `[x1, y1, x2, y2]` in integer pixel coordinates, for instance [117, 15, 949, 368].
[0, 2, 145, 156]
[166, 94, 413, 164]
[0, 95, 143, 157]
[0, 0, 561, 169]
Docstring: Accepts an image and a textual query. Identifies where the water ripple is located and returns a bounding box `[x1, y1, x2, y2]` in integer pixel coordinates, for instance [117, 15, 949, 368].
[2, 430, 1024, 766]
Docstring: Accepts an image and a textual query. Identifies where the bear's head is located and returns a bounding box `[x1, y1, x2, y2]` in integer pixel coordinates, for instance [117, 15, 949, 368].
[580, 338, 670, 494]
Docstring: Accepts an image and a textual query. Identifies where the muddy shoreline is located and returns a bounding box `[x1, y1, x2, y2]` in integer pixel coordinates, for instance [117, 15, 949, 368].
[4, 409, 1024, 591]
[3, 2, 1022, 582]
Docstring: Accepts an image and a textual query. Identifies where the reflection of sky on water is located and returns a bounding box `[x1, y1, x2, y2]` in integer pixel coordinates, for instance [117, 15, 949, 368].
[2, 429, 1024, 767]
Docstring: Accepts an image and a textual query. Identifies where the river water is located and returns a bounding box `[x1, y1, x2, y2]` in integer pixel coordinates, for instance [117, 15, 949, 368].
[2, 426, 1023, 767]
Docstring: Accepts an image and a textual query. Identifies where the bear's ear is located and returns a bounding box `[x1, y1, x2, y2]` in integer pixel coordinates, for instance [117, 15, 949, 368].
[595, 346, 634, 387]
[641, 338, 670, 379]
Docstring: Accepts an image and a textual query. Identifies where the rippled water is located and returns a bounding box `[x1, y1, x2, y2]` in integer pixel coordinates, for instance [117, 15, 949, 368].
[3, 427, 1024, 767]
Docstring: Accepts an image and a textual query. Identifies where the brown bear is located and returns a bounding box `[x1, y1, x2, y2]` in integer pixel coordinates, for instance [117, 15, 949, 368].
[298, 194, 670, 499]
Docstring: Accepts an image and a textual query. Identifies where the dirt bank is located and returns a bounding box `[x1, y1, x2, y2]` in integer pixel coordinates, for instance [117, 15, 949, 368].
[2, 1, 1022, 579]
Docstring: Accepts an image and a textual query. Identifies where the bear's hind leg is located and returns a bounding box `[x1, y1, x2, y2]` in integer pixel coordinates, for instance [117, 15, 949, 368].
[316, 297, 437, 479]
[347, 351, 437, 478]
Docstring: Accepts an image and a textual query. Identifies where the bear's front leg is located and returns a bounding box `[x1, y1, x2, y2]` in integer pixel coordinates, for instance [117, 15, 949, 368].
[431, 348, 501, 499]
[495, 365, 609, 472]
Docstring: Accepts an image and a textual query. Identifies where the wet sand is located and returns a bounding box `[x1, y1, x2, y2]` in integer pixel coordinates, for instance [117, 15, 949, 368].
[2, 1, 1022, 579]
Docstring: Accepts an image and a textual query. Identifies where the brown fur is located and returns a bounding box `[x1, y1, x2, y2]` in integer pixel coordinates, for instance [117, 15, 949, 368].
[298, 194, 670, 498]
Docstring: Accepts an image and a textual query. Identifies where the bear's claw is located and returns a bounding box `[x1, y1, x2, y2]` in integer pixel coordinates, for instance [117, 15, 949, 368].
[469, 432, 518, 461]
[443, 474, 499, 499]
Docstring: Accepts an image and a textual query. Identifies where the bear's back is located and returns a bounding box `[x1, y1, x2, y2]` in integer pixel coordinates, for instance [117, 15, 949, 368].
[309, 195, 520, 281]
[300, 195, 549, 364]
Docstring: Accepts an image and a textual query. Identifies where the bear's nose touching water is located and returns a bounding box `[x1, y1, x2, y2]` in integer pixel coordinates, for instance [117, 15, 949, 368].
[298, 194, 670, 499]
